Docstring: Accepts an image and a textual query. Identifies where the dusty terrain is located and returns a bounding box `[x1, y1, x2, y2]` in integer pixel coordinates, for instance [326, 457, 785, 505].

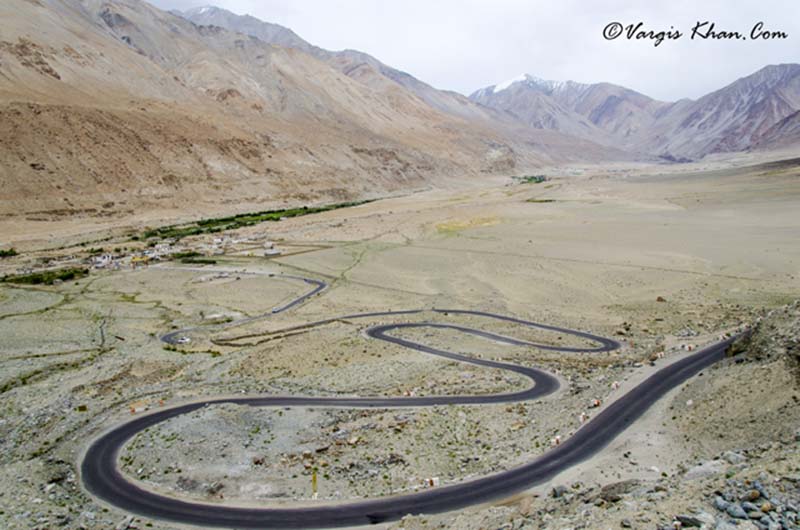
[0, 156, 798, 529]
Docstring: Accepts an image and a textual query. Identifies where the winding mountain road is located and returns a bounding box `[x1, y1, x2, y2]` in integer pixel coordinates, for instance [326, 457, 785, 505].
[80, 269, 733, 529]
[157, 268, 326, 345]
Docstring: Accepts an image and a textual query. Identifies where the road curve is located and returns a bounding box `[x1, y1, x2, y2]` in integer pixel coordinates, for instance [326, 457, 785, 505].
[159, 269, 326, 345]
[80, 270, 733, 529]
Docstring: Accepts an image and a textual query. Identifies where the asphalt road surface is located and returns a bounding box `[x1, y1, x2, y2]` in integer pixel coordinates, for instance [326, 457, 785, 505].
[80, 271, 734, 529]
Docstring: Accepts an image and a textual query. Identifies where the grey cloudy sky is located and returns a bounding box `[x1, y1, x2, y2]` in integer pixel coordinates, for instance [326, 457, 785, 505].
[150, 0, 800, 101]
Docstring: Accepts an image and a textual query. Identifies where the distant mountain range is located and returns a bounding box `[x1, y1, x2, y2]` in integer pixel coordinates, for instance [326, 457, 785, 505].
[0, 0, 797, 219]
[183, 5, 800, 161]
[470, 65, 800, 160]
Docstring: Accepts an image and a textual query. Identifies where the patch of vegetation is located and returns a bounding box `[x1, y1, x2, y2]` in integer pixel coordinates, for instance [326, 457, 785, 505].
[0, 248, 18, 258]
[180, 257, 217, 265]
[165, 346, 222, 358]
[513, 175, 548, 184]
[436, 216, 498, 235]
[1, 267, 89, 285]
[171, 251, 201, 260]
[87, 248, 104, 255]
[140, 200, 373, 241]
[526, 198, 556, 203]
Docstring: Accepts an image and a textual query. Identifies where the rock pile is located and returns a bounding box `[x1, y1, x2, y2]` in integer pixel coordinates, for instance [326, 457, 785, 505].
[709, 475, 799, 530]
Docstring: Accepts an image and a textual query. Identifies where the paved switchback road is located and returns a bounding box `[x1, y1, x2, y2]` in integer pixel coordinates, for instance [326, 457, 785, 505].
[80, 270, 734, 528]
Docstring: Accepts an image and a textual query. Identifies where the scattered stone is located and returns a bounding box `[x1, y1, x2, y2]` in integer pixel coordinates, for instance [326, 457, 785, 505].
[741, 489, 760, 501]
[115, 515, 134, 530]
[694, 511, 717, 526]
[741, 501, 759, 512]
[726, 503, 748, 519]
[176, 476, 200, 491]
[206, 481, 224, 496]
[687, 460, 726, 480]
[551, 485, 568, 498]
[675, 514, 703, 527]
[723, 451, 746, 465]
[598, 479, 640, 503]
[713, 496, 730, 511]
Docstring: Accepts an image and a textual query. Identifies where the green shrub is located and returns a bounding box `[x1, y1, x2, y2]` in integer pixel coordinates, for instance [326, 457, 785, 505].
[180, 257, 217, 265]
[1, 267, 89, 285]
[171, 251, 201, 259]
[139, 200, 373, 241]
[513, 175, 548, 184]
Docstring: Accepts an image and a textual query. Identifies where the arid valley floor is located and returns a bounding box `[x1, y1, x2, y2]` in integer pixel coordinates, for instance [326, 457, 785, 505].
[1, 155, 799, 530]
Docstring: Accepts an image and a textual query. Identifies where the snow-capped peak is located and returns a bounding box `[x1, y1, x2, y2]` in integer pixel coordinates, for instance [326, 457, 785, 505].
[491, 74, 589, 94]
[493, 74, 528, 93]
[186, 6, 217, 16]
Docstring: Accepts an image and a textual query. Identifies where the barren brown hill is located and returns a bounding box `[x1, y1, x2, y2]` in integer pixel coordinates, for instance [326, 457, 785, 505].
[0, 0, 626, 223]
[179, 6, 514, 124]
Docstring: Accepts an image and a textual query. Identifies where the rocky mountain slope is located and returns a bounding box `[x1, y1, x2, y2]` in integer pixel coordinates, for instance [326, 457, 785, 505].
[642, 63, 800, 158]
[471, 65, 800, 160]
[179, 5, 516, 124]
[0, 0, 624, 220]
[186, 5, 800, 161]
[470, 76, 609, 145]
[752, 110, 800, 150]
[470, 75, 671, 150]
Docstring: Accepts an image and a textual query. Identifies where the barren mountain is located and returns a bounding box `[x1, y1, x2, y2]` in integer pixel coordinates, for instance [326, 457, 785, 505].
[469, 76, 608, 144]
[470, 75, 667, 148]
[471, 66, 800, 160]
[547, 82, 668, 141]
[0, 0, 624, 221]
[2, 0, 795, 226]
[641, 64, 800, 158]
[178, 5, 512, 123]
[178, 6, 316, 54]
[751, 109, 800, 150]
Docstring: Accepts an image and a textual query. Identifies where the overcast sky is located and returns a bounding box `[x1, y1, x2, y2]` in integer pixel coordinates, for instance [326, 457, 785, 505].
[150, 0, 799, 101]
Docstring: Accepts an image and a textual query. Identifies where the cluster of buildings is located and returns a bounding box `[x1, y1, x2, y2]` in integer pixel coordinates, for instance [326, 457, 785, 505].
[89, 242, 183, 270]
[87, 234, 284, 270]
